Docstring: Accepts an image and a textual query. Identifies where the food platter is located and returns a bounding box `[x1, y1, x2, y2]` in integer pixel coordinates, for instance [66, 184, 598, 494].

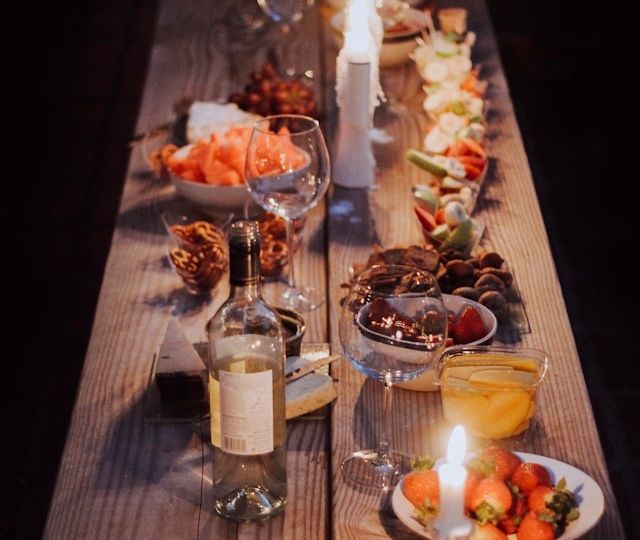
[391, 452, 605, 539]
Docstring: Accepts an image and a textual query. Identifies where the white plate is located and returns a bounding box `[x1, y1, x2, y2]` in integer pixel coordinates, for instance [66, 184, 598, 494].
[391, 452, 604, 539]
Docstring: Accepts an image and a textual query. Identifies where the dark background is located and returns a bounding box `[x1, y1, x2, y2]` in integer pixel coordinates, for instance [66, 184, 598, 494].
[5, 0, 638, 538]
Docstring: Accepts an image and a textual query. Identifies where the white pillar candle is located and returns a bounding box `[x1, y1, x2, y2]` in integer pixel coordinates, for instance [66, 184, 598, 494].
[334, 0, 377, 188]
[435, 426, 473, 540]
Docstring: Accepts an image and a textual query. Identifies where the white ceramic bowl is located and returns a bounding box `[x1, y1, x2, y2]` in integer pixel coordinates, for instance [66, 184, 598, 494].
[330, 8, 428, 68]
[396, 293, 497, 392]
[168, 144, 250, 209]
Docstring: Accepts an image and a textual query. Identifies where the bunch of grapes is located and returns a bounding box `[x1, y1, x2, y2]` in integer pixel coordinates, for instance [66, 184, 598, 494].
[229, 63, 318, 118]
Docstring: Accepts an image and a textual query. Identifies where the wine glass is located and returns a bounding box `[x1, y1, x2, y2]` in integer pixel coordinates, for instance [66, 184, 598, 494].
[257, 0, 311, 34]
[339, 264, 447, 488]
[245, 114, 330, 312]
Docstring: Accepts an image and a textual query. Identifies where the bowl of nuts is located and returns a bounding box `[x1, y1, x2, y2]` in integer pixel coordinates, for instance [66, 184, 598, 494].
[162, 213, 229, 295]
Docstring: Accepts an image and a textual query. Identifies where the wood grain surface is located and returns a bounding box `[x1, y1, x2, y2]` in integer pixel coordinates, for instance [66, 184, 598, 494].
[44, 0, 625, 538]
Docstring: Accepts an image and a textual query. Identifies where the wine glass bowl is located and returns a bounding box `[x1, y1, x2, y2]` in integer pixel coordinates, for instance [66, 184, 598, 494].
[339, 264, 447, 487]
[245, 114, 330, 311]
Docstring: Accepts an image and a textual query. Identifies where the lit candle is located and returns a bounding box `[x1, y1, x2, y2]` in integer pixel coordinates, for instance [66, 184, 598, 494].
[435, 425, 473, 540]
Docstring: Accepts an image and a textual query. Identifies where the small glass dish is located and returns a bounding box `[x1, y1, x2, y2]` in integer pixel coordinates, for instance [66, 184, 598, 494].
[434, 345, 548, 448]
[161, 212, 229, 295]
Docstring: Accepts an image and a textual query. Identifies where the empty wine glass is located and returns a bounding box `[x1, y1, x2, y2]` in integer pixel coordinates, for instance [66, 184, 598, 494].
[245, 114, 330, 312]
[339, 264, 447, 488]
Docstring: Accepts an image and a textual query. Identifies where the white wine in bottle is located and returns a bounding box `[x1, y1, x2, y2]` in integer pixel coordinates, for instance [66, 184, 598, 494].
[206, 220, 286, 522]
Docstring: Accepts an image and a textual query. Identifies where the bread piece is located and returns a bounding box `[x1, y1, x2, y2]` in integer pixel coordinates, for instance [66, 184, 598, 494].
[285, 373, 336, 419]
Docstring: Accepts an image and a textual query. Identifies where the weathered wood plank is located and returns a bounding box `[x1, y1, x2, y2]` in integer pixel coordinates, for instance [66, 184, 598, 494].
[326, 1, 624, 538]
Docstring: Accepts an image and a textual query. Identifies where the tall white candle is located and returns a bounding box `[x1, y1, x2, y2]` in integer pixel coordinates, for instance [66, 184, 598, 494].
[435, 426, 472, 540]
[333, 0, 376, 188]
[341, 0, 371, 127]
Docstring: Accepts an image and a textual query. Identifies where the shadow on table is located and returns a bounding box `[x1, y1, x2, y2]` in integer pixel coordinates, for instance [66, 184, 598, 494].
[94, 391, 204, 507]
[143, 283, 218, 317]
[329, 187, 380, 247]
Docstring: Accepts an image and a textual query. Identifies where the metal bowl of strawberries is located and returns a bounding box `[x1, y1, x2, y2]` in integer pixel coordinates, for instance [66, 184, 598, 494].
[396, 294, 497, 392]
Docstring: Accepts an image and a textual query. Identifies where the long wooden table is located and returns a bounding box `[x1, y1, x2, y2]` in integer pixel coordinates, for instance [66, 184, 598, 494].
[45, 1, 625, 538]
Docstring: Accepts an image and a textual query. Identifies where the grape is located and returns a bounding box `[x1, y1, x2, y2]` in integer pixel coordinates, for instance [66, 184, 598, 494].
[229, 63, 318, 118]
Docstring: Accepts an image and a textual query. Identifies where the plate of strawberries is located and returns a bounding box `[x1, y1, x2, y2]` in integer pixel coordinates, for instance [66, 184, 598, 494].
[391, 446, 604, 539]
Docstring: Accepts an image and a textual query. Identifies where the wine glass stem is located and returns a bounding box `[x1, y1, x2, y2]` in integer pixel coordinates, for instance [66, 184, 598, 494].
[285, 219, 297, 289]
[375, 379, 394, 466]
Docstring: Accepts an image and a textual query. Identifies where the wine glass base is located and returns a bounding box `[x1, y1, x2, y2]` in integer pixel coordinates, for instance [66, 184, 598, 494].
[340, 449, 411, 490]
[267, 283, 324, 313]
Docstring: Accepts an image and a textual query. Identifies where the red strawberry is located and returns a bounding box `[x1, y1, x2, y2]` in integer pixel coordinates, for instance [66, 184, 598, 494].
[469, 523, 507, 540]
[402, 469, 440, 509]
[455, 306, 488, 344]
[469, 478, 512, 525]
[414, 206, 437, 232]
[511, 462, 552, 495]
[464, 468, 483, 510]
[497, 494, 526, 534]
[447, 311, 457, 341]
[517, 511, 555, 540]
[528, 484, 554, 514]
[473, 446, 523, 481]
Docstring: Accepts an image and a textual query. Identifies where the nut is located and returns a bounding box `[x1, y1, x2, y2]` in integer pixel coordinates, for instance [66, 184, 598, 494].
[479, 267, 513, 287]
[475, 273, 506, 294]
[479, 291, 507, 313]
[446, 259, 475, 278]
[479, 251, 505, 269]
[452, 287, 480, 301]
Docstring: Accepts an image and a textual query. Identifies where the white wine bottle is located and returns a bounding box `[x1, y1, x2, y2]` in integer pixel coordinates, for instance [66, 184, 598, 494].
[206, 220, 287, 521]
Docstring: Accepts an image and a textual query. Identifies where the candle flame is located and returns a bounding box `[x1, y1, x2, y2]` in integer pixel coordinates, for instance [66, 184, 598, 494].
[446, 425, 466, 466]
[345, 0, 370, 58]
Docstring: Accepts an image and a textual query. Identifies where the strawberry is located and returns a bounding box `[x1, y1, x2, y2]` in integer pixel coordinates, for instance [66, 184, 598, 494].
[402, 469, 440, 510]
[447, 311, 457, 341]
[528, 484, 554, 514]
[529, 478, 580, 536]
[469, 523, 507, 540]
[517, 512, 554, 540]
[464, 468, 483, 510]
[469, 478, 512, 525]
[469, 446, 522, 481]
[455, 306, 488, 344]
[510, 462, 552, 495]
[497, 494, 525, 534]
[414, 206, 437, 232]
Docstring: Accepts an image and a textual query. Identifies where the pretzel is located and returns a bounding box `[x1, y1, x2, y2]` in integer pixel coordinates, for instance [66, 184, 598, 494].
[260, 235, 288, 277]
[168, 221, 228, 293]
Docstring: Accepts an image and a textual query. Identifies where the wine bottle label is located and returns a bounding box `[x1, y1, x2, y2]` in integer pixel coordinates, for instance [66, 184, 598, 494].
[219, 369, 274, 455]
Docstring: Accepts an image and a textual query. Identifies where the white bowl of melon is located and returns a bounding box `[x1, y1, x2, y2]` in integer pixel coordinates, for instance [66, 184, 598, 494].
[165, 127, 252, 209]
